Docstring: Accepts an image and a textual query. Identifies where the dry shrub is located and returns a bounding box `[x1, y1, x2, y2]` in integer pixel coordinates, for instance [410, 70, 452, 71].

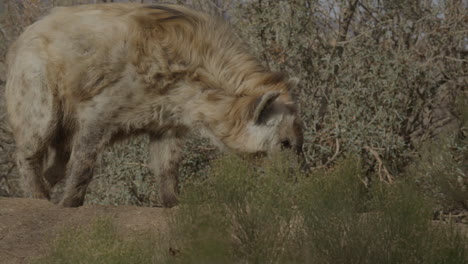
[232, 0, 467, 176]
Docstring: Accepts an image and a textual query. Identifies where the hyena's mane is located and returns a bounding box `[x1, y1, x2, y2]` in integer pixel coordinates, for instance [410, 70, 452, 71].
[132, 5, 290, 98]
[130, 4, 298, 145]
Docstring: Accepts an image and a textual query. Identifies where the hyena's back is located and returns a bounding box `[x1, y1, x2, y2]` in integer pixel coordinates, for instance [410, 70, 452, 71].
[8, 4, 141, 102]
[6, 4, 168, 154]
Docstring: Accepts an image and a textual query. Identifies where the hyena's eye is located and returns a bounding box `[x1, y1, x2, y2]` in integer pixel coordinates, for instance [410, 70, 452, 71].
[280, 139, 292, 150]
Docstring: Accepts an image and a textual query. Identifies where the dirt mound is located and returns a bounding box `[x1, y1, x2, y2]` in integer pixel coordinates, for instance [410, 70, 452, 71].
[0, 198, 171, 264]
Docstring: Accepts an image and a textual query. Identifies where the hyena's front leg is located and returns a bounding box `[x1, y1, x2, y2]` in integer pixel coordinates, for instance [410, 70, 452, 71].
[16, 150, 49, 199]
[60, 125, 110, 207]
[149, 133, 185, 208]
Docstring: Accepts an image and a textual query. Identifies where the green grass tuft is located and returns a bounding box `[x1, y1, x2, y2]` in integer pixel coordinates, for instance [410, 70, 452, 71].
[35, 218, 162, 264]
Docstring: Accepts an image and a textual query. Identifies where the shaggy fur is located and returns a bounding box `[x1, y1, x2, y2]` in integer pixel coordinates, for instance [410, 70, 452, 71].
[5, 3, 304, 207]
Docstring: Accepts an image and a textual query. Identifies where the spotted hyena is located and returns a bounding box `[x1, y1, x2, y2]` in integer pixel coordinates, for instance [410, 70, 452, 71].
[5, 3, 304, 207]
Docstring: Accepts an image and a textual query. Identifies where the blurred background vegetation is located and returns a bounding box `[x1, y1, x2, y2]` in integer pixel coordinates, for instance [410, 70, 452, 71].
[0, 0, 466, 218]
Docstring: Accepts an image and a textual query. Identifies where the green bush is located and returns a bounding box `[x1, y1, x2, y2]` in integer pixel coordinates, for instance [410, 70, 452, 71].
[408, 95, 468, 213]
[169, 155, 467, 264]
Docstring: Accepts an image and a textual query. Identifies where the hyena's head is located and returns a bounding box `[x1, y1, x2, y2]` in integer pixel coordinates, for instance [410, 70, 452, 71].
[224, 91, 304, 157]
[246, 91, 304, 155]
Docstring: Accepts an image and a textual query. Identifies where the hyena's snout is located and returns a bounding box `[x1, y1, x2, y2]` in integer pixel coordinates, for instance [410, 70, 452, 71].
[279, 138, 303, 155]
[278, 137, 309, 172]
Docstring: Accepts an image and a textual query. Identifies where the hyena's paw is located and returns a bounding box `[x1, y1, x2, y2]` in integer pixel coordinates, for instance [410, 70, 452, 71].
[26, 190, 50, 200]
[59, 194, 85, 207]
[23, 185, 50, 200]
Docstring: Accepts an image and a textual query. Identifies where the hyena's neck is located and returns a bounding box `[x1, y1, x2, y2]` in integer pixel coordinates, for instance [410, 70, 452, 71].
[174, 84, 255, 148]
[186, 45, 290, 96]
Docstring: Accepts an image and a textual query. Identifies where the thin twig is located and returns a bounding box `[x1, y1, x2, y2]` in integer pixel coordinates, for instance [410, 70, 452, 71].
[419, 55, 468, 68]
[318, 0, 359, 127]
[128, 181, 144, 206]
[335, 32, 367, 45]
[313, 138, 341, 170]
[357, 1, 380, 23]
[364, 146, 393, 184]
[444, 56, 468, 63]
[122, 162, 150, 169]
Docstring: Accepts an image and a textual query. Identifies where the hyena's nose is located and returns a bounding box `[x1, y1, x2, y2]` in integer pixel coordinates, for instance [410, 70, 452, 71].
[280, 139, 292, 150]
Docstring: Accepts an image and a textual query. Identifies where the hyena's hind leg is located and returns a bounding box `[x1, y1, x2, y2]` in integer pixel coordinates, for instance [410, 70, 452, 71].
[13, 107, 55, 199]
[149, 131, 185, 208]
[6, 55, 57, 200]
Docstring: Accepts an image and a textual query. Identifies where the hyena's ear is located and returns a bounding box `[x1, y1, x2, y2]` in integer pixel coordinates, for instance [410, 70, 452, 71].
[252, 91, 281, 124]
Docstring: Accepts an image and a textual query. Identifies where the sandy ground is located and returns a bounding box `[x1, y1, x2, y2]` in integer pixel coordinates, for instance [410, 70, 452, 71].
[0, 197, 171, 264]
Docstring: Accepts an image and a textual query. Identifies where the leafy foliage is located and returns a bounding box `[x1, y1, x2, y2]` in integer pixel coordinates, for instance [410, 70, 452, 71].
[168, 154, 467, 264]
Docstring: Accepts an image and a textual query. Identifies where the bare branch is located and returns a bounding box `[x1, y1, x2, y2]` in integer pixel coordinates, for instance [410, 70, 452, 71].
[364, 146, 393, 184]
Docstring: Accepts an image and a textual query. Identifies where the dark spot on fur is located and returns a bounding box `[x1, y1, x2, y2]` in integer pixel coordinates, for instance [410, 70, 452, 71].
[15, 103, 22, 113]
[158, 84, 173, 95]
[262, 72, 286, 86]
[32, 133, 42, 143]
[207, 93, 222, 102]
[174, 126, 188, 138]
[126, 93, 135, 100]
